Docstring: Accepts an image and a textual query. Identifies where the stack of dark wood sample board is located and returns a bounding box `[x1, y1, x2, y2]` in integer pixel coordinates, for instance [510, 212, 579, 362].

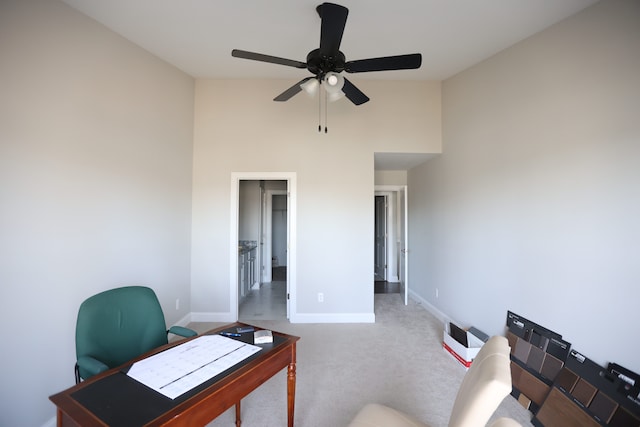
[505, 311, 640, 427]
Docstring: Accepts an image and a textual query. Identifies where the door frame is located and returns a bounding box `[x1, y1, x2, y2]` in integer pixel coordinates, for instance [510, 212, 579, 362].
[399, 185, 409, 305]
[231, 172, 297, 321]
[375, 185, 409, 305]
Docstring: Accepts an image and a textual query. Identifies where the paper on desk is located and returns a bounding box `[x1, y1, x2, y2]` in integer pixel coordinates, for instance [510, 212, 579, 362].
[127, 335, 262, 399]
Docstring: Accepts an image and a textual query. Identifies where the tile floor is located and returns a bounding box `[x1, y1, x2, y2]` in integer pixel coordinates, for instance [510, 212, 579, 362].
[238, 279, 288, 321]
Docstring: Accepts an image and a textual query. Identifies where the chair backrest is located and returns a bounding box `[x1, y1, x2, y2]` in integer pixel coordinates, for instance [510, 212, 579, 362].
[448, 335, 513, 427]
[75, 286, 169, 380]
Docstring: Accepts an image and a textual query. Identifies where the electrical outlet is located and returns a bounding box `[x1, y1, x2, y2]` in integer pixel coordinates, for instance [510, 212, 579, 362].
[435, 288, 439, 299]
[176, 298, 180, 310]
[318, 293, 324, 303]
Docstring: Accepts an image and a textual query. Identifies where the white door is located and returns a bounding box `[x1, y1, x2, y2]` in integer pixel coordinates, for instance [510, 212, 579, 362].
[285, 191, 291, 319]
[399, 186, 409, 305]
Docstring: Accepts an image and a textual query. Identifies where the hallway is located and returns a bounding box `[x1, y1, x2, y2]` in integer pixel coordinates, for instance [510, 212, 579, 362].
[238, 274, 287, 321]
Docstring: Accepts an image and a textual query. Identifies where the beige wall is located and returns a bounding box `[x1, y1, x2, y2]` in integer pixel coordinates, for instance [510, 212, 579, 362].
[375, 170, 408, 186]
[190, 79, 441, 320]
[409, 0, 640, 372]
[0, 1, 195, 425]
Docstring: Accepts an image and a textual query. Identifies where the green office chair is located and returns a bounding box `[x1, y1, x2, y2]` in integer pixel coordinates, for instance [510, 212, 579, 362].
[74, 285, 197, 383]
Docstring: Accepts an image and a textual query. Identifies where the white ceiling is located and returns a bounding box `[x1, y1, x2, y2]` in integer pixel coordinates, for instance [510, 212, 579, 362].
[62, 0, 597, 81]
[60, 0, 597, 170]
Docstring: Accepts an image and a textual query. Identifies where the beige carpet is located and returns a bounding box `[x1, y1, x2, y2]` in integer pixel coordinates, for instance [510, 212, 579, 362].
[187, 294, 534, 427]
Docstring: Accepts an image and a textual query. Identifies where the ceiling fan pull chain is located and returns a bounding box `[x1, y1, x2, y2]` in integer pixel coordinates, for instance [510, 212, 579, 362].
[324, 87, 329, 133]
[318, 84, 322, 133]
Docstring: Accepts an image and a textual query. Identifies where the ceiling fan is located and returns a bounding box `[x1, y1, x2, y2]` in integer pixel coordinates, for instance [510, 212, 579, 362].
[231, 2, 422, 106]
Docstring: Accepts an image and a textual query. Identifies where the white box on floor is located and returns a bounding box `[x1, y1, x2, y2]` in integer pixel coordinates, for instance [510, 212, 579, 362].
[442, 324, 486, 370]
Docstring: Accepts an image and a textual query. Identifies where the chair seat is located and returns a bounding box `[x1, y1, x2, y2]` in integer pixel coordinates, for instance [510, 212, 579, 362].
[348, 403, 430, 427]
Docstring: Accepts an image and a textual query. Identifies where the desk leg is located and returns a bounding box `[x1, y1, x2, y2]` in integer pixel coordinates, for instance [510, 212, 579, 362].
[235, 401, 241, 427]
[287, 362, 296, 427]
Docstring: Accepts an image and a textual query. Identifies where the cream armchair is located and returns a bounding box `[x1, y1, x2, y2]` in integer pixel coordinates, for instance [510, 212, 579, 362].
[348, 335, 520, 427]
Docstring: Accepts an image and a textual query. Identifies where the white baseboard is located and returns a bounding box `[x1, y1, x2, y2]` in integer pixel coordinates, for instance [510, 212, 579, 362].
[172, 313, 193, 328]
[409, 289, 451, 326]
[186, 311, 376, 324]
[181, 297, 448, 327]
[175, 296, 448, 328]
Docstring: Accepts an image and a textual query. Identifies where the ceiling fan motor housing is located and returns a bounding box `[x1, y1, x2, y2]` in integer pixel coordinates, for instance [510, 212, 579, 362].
[306, 48, 346, 77]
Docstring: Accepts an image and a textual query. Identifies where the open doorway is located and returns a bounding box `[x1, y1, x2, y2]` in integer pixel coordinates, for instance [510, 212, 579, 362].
[235, 177, 293, 321]
[374, 186, 409, 304]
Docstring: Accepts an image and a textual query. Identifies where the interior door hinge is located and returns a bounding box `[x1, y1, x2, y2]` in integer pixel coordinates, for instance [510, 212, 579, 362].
[287, 293, 290, 300]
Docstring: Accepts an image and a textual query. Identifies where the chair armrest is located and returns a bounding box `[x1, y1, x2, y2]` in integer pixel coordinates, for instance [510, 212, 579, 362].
[168, 325, 198, 338]
[77, 356, 109, 378]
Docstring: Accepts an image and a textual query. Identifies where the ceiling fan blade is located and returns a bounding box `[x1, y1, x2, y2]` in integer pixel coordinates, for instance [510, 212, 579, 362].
[342, 78, 369, 105]
[345, 53, 422, 73]
[274, 77, 315, 102]
[232, 49, 307, 69]
[317, 3, 348, 58]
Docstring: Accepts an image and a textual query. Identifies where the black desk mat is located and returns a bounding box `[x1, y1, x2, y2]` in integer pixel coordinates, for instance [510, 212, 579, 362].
[72, 373, 172, 427]
[72, 332, 286, 426]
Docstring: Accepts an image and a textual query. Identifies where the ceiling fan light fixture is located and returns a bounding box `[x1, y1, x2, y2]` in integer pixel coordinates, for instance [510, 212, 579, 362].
[300, 78, 319, 97]
[327, 91, 345, 102]
[324, 72, 344, 91]
[324, 72, 345, 101]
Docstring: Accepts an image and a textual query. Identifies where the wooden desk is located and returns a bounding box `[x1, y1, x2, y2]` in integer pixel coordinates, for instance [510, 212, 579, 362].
[50, 323, 299, 427]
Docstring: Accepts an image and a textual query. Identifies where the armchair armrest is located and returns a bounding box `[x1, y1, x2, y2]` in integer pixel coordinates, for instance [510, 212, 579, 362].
[76, 356, 109, 382]
[168, 325, 197, 338]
